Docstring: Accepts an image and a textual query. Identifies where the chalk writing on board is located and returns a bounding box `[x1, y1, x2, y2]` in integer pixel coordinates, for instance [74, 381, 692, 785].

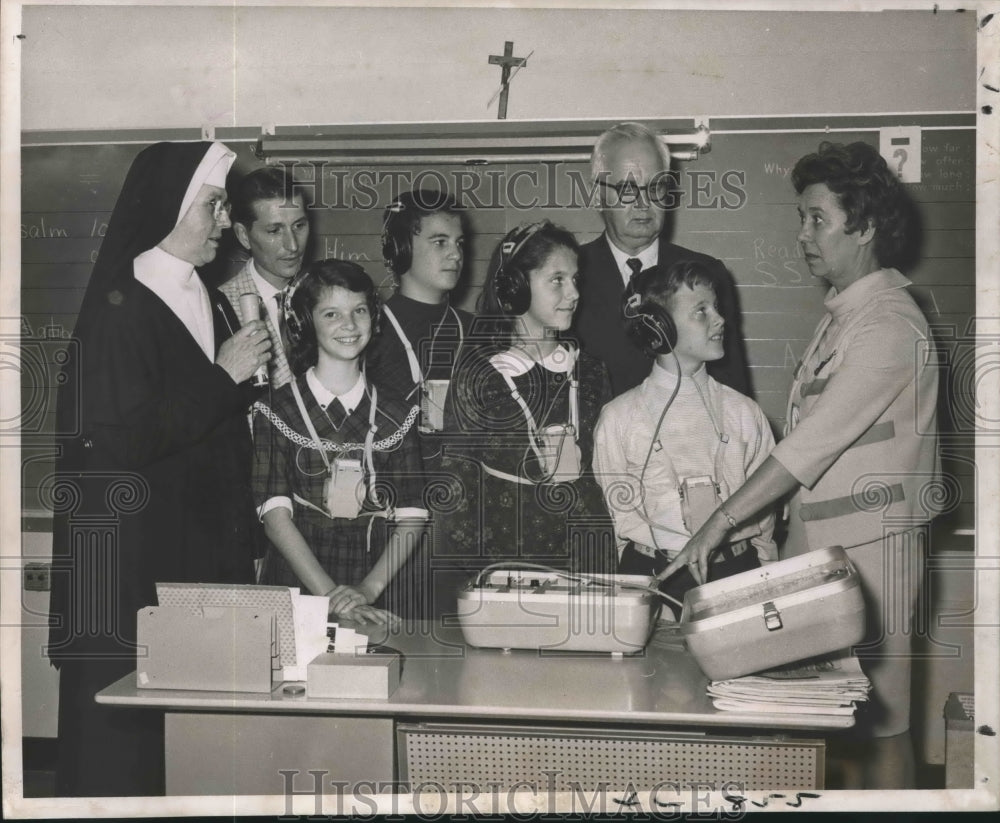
[908, 139, 973, 195]
[752, 236, 806, 286]
[323, 237, 372, 262]
[928, 289, 940, 315]
[21, 219, 68, 239]
[22, 320, 71, 340]
[784, 343, 801, 371]
[763, 161, 793, 178]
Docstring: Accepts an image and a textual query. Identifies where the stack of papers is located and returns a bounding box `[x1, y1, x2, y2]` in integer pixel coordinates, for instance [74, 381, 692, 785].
[708, 652, 871, 716]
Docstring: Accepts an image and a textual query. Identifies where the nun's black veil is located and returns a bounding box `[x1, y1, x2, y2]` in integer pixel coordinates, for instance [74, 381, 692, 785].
[50, 140, 218, 659]
[72, 141, 213, 335]
[55, 141, 214, 455]
[48, 142, 258, 797]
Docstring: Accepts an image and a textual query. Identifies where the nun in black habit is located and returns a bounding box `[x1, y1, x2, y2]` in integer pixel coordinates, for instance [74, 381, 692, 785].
[47, 141, 272, 796]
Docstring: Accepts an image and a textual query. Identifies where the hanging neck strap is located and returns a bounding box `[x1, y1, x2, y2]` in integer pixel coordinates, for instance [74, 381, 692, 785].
[290, 376, 380, 505]
[645, 381, 727, 491]
[382, 302, 464, 389]
[494, 347, 579, 467]
[362, 384, 379, 504]
[291, 377, 331, 471]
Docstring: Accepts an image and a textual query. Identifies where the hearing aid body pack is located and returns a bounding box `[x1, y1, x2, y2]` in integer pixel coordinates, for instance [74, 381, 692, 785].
[289, 378, 377, 521]
[679, 475, 722, 535]
[421, 379, 449, 433]
[324, 457, 365, 520]
[489, 346, 583, 485]
[381, 303, 464, 433]
[538, 423, 581, 483]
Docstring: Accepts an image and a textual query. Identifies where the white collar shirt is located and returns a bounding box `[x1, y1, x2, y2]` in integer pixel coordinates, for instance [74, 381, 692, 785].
[305, 368, 366, 414]
[605, 235, 659, 286]
[134, 246, 215, 360]
[246, 259, 285, 333]
[490, 343, 576, 377]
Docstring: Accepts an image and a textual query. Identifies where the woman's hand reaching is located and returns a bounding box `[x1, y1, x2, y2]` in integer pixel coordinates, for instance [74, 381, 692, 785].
[658, 518, 728, 585]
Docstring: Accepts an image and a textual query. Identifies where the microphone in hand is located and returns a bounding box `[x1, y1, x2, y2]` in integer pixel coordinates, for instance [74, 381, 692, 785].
[239, 293, 270, 388]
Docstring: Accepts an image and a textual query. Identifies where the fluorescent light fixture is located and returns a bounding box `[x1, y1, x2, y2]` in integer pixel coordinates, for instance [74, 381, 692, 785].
[255, 119, 712, 166]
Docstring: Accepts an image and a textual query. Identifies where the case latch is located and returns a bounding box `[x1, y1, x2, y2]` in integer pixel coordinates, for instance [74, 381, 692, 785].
[762, 601, 783, 632]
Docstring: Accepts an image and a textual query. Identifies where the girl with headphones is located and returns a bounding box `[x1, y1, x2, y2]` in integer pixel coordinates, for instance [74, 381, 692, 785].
[438, 221, 617, 574]
[250, 259, 428, 623]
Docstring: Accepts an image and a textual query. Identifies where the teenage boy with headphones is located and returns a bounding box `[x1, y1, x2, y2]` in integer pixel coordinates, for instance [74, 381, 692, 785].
[592, 260, 777, 618]
[365, 190, 472, 434]
[364, 190, 471, 618]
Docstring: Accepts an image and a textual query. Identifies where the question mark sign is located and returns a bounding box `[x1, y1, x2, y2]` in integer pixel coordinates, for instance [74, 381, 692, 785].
[892, 147, 908, 179]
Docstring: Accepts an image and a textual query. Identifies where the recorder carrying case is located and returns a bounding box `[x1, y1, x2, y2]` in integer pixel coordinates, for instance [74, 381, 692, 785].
[680, 545, 866, 681]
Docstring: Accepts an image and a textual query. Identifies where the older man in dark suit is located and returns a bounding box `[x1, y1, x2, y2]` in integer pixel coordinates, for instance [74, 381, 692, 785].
[574, 122, 751, 397]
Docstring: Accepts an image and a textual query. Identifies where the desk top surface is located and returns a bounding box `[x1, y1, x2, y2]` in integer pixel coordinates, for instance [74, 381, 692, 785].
[97, 621, 854, 731]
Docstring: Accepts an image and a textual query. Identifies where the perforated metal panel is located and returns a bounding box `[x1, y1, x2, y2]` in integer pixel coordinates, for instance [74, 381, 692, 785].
[398, 722, 823, 791]
[156, 582, 296, 665]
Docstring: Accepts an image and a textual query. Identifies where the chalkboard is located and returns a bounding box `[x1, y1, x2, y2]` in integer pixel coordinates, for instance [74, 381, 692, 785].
[19, 123, 976, 533]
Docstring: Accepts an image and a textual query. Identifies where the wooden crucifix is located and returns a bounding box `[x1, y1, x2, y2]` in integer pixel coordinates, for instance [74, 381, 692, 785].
[488, 41, 529, 120]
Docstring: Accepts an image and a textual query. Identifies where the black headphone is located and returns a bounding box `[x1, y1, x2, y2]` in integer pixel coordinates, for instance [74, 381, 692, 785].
[381, 197, 410, 275]
[281, 261, 381, 348]
[622, 266, 677, 355]
[494, 221, 549, 316]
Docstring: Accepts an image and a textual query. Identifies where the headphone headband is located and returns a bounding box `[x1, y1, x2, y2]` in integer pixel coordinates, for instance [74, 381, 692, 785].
[622, 266, 677, 356]
[381, 191, 460, 276]
[499, 221, 548, 268]
[280, 261, 381, 349]
[494, 221, 552, 316]
[381, 199, 406, 275]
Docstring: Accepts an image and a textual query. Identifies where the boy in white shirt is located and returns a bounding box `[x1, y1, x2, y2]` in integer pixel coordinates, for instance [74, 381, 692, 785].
[593, 260, 776, 618]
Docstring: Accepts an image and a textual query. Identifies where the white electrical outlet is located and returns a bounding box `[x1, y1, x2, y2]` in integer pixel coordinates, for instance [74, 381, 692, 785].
[23, 562, 51, 592]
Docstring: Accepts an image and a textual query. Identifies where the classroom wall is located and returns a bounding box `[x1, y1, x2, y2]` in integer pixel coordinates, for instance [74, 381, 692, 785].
[20, 5, 975, 130]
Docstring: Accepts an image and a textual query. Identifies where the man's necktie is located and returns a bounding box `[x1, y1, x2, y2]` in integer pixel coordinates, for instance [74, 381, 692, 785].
[271, 291, 293, 388]
[626, 257, 643, 283]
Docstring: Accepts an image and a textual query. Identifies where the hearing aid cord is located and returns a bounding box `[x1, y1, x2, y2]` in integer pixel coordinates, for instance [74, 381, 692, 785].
[497, 344, 578, 484]
[637, 348, 690, 548]
[691, 371, 729, 494]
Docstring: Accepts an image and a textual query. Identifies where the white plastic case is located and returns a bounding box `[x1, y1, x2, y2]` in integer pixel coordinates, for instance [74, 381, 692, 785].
[680, 546, 866, 681]
[456, 571, 658, 654]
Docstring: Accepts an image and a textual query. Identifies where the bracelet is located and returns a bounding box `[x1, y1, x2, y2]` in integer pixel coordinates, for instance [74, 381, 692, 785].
[718, 505, 739, 529]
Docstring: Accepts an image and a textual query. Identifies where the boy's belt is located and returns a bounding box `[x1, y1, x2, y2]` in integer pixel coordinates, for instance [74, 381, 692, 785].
[632, 539, 750, 565]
